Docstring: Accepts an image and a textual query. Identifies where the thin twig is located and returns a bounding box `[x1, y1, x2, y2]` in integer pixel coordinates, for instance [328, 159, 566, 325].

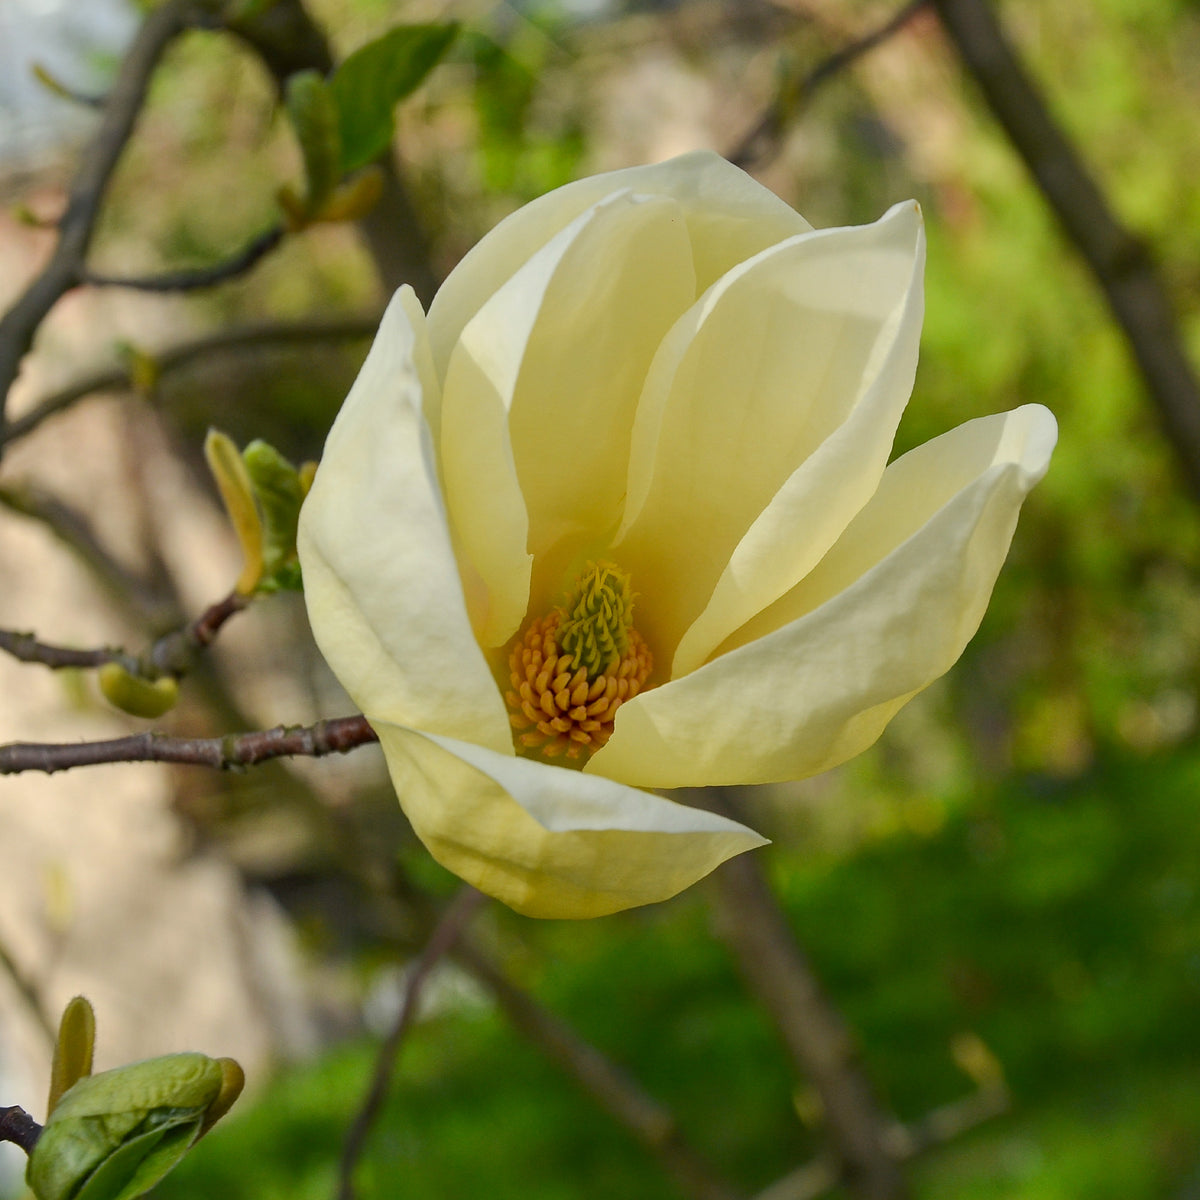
[930, 0, 1200, 504]
[0, 714, 378, 776]
[454, 938, 747, 1200]
[0, 483, 170, 627]
[2, 313, 379, 447]
[0, 590, 249, 679]
[0, 0, 204, 441]
[694, 789, 908, 1200]
[752, 1085, 1010, 1200]
[0, 935, 56, 1045]
[337, 887, 485, 1200]
[0, 1107, 42, 1155]
[81, 225, 285, 292]
[729, 0, 931, 168]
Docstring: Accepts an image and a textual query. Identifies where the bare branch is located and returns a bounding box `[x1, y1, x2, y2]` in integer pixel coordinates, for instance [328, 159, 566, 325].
[81, 225, 285, 293]
[752, 1085, 1009, 1200]
[0, 1106, 42, 1155]
[0, 714, 378, 776]
[693, 789, 908, 1200]
[930, 0, 1200, 504]
[337, 887, 486, 1200]
[0, 934, 56, 1045]
[729, 0, 931, 168]
[0, 0, 205, 441]
[2, 314, 378, 448]
[454, 938, 747, 1200]
[0, 589, 249, 681]
[0, 483, 169, 627]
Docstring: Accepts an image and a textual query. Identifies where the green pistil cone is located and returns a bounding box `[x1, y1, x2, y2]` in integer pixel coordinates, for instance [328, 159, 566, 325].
[556, 563, 633, 679]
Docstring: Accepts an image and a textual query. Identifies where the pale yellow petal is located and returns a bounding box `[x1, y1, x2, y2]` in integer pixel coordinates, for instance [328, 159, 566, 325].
[439, 192, 695, 644]
[297, 289, 511, 752]
[427, 150, 812, 380]
[592, 406, 1057, 788]
[672, 201, 925, 676]
[374, 721, 767, 919]
[614, 202, 925, 672]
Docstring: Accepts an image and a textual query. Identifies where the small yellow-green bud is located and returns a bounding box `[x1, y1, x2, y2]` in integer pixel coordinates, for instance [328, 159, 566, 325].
[97, 664, 179, 720]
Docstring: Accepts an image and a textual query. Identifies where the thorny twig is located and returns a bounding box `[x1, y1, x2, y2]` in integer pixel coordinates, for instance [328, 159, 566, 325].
[337, 887, 486, 1200]
[729, 0, 931, 168]
[0, 714, 378, 776]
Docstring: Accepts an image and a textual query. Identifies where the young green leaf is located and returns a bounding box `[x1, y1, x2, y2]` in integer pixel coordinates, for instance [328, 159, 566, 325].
[331, 23, 459, 173]
[284, 69, 342, 218]
[47, 996, 96, 1117]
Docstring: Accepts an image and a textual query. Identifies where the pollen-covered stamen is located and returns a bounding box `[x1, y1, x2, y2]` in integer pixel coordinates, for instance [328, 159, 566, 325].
[504, 564, 652, 763]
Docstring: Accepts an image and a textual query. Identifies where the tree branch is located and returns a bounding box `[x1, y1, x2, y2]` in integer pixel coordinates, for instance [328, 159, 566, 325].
[81, 225, 285, 292]
[729, 0, 931, 168]
[930, 0, 1200, 504]
[0, 589, 248, 680]
[0, 1106, 42, 1155]
[2, 314, 378, 448]
[453, 938, 747, 1200]
[0, 714, 378, 776]
[0, 0, 205, 442]
[337, 887, 485, 1200]
[692, 790, 908, 1200]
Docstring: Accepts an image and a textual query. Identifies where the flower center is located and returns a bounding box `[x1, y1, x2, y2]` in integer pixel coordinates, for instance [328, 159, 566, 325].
[505, 561, 653, 762]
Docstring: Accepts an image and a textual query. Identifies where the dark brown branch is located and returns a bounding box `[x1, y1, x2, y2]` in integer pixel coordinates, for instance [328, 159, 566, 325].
[2, 314, 378, 447]
[729, 0, 931, 168]
[0, 714, 378, 776]
[454, 938, 746, 1200]
[81, 225, 285, 292]
[0, 0, 205, 442]
[0, 630, 130, 672]
[337, 887, 485, 1200]
[930, 0, 1200, 504]
[0, 1106, 42, 1155]
[693, 791, 907, 1200]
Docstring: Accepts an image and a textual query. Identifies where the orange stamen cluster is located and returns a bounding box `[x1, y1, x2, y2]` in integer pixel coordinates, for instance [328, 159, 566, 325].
[506, 609, 653, 761]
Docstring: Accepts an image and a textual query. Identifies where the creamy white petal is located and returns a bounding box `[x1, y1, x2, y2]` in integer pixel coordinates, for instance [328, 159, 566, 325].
[671, 202, 925, 676]
[373, 721, 768, 919]
[427, 151, 812, 381]
[297, 289, 512, 752]
[440, 192, 696, 645]
[614, 202, 925, 671]
[591, 405, 1057, 788]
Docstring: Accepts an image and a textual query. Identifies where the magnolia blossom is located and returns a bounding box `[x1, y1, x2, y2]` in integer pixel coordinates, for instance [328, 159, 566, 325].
[298, 152, 1056, 919]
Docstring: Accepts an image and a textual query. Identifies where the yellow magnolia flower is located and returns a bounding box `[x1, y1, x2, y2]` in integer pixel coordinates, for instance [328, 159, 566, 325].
[298, 152, 1056, 919]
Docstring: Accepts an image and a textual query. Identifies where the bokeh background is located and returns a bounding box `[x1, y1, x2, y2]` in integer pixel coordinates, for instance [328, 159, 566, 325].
[2, 0, 1200, 1197]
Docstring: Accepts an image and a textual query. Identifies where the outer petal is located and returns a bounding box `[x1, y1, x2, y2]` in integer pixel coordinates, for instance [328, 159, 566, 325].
[427, 150, 812, 380]
[592, 405, 1057, 788]
[439, 191, 695, 646]
[373, 721, 767, 919]
[614, 202, 924, 671]
[297, 289, 512, 753]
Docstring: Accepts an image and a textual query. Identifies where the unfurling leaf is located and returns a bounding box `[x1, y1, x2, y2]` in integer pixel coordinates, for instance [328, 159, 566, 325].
[27, 1053, 240, 1200]
[331, 23, 459, 172]
[204, 429, 264, 595]
[283, 69, 342, 221]
[241, 439, 304, 582]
